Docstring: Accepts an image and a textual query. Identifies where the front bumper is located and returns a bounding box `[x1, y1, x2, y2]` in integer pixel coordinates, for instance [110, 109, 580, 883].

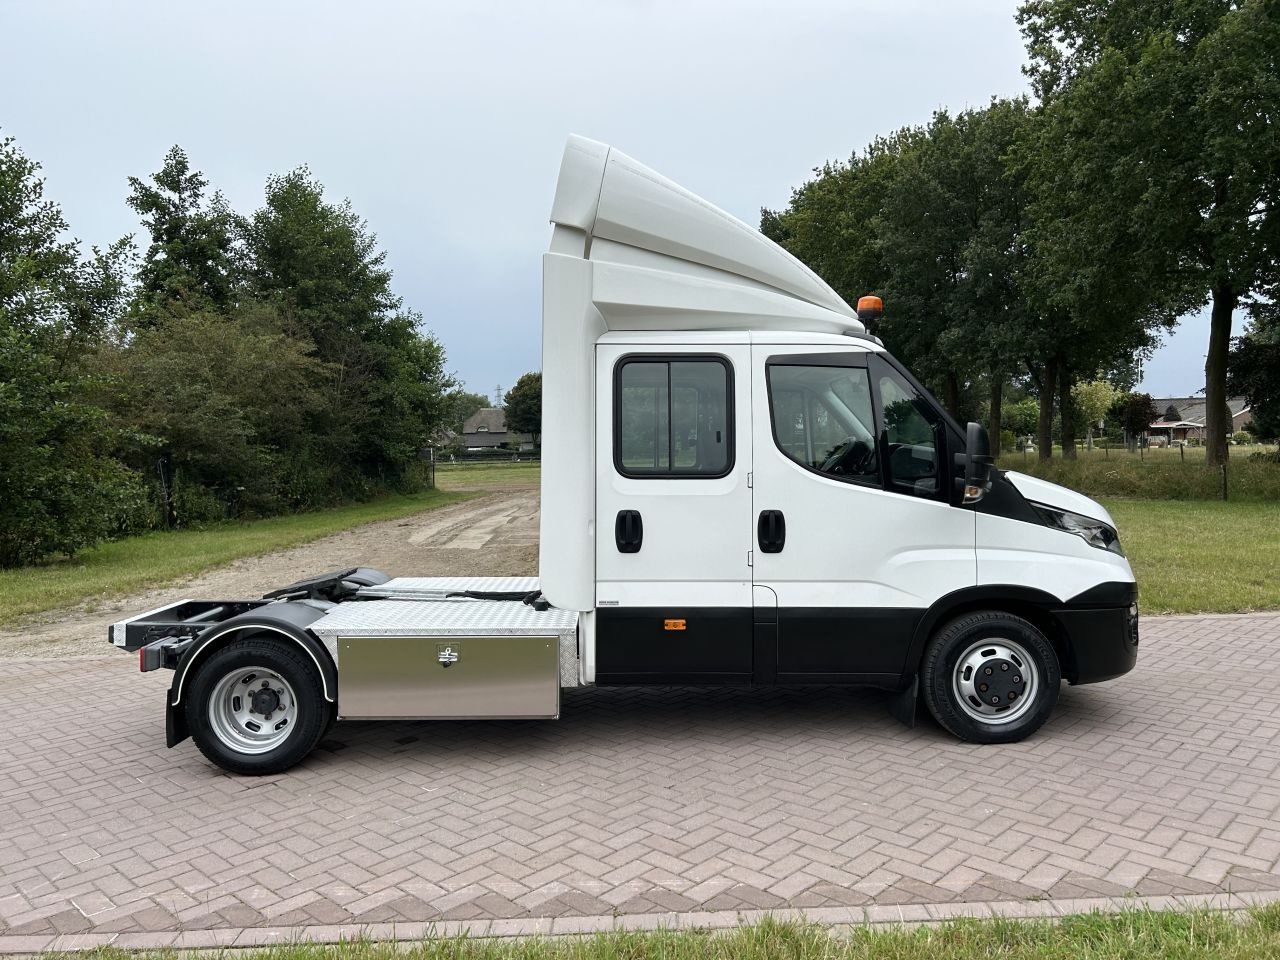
[1055, 582, 1139, 685]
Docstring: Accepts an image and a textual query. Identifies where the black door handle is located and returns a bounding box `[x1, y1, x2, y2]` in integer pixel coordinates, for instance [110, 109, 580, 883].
[615, 510, 643, 553]
[758, 510, 785, 553]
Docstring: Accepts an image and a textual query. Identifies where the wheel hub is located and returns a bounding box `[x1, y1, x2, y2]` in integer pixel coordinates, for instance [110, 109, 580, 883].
[972, 658, 1025, 708]
[250, 686, 281, 715]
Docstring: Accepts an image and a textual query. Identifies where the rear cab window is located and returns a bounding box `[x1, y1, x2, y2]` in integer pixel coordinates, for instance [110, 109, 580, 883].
[615, 356, 733, 478]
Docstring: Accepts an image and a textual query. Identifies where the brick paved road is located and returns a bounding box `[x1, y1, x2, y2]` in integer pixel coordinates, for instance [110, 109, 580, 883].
[2, 613, 1279, 937]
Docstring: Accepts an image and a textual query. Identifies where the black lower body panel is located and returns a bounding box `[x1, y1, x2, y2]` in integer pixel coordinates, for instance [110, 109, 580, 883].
[1055, 605, 1139, 684]
[595, 605, 921, 686]
[595, 607, 753, 684]
[776, 607, 922, 677]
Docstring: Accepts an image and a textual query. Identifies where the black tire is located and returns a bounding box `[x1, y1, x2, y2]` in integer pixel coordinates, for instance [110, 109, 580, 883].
[920, 610, 1060, 744]
[186, 636, 333, 775]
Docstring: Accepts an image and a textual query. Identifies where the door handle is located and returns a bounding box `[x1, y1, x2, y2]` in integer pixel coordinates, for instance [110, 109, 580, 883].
[758, 510, 785, 553]
[615, 510, 643, 553]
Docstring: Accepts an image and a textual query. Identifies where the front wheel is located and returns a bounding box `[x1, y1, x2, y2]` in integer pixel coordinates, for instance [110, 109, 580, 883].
[920, 610, 1060, 744]
[186, 636, 333, 775]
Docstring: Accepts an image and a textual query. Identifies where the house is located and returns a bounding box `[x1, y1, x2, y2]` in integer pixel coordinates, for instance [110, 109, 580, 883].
[460, 408, 535, 451]
[1149, 396, 1252, 444]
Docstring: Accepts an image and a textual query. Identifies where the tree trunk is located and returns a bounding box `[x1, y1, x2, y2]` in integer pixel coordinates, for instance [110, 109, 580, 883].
[988, 376, 1004, 459]
[1204, 282, 1236, 467]
[943, 370, 961, 421]
[1059, 370, 1077, 460]
[1037, 359, 1057, 461]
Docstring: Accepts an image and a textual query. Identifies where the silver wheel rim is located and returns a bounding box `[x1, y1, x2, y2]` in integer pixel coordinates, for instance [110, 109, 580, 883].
[207, 666, 298, 754]
[952, 637, 1039, 726]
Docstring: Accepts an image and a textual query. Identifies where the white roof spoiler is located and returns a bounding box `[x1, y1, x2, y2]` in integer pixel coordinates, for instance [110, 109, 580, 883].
[550, 135, 858, 326]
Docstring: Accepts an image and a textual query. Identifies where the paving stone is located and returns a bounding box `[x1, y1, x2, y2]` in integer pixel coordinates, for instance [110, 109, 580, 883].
[1, 611, 1279, 936]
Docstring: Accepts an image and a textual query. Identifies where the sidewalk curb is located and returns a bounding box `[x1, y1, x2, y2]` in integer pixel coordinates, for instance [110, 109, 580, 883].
[4, 889, 1279, 955]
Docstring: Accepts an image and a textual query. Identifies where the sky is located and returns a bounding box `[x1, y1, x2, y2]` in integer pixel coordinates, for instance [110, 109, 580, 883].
[0, 0, 1211, 400]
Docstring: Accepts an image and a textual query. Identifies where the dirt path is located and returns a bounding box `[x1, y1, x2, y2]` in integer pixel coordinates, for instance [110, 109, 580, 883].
[0, 482, 539, 660]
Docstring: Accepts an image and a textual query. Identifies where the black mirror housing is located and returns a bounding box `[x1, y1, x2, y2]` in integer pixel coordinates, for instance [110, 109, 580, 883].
[957, 421, 994, 504]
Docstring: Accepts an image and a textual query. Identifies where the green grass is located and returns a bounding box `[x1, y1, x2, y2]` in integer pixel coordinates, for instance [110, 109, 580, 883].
[1000, 445, 1280, 501]
[0, 489, 474, 627]
[435, 461, 541, 491]
[1103, 499, 1280, 614]
[69, 907, 1280, 959]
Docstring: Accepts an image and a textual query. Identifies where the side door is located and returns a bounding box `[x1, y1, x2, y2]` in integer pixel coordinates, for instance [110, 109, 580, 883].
[594, 341, 755, 683]
[750, 344, 976, 682]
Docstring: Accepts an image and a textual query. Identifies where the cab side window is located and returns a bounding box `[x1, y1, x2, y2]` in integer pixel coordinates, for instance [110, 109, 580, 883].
[767, 363, 879, 486]
[875, 365, 940, 496]
[615, 356, 733, 477]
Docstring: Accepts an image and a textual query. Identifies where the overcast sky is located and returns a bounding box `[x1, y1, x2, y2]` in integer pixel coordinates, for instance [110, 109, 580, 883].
[1, 0, 1211, 400]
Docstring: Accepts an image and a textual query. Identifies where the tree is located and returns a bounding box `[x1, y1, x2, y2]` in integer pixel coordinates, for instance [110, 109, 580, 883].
[1114, 392, 1158, 451]
[764, 101, 1040, 453]
[1015, 81, 1181, 462]
[1228, 316, 1280, 444]
[127, 146, 241, 318]
[1018, 0, 1280, 466]
[242, 168, 453, 492]
[761, 137, 901, 311]
[504, 372, 542, 445]
[0, 134, 141, 565]
[99, 307, 331, 521]
[1072, 380, 1118, 448]
[1002, 396, 1040, 443]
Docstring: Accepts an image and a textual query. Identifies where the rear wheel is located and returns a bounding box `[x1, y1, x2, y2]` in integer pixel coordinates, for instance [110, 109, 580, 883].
[920, 610, 1060, 744]
[186, 636, 332, 775]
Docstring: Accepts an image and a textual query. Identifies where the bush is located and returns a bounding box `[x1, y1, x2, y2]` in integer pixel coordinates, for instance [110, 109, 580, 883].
[0, 330, 150, 566]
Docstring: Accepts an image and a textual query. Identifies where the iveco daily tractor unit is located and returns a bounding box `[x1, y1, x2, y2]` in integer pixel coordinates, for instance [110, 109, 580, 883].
[110, 136, 1139, 775]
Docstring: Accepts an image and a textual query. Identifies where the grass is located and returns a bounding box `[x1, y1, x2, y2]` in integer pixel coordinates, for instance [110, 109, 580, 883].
[69, 907, 1280, 959]
[1103, 499, 1280, 614]
[435, 461, 541, 491]
[999, 444, 1280, 501]
[0, 489, 474, 627]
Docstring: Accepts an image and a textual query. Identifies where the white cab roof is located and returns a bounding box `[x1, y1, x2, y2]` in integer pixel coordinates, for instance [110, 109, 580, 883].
[597, 330, 882, 350]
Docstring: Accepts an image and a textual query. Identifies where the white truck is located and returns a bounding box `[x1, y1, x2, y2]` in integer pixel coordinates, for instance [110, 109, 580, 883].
[111, 136, 1139, 775]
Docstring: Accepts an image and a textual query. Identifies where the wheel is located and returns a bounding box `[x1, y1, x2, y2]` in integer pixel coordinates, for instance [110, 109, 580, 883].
[920, 610, 1060, 744]
[186, 636, 333, 775]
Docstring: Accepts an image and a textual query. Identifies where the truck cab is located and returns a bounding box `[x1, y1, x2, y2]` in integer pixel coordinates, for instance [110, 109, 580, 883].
[111, 136, 1138, 774]
[542, 135, 1136, 721]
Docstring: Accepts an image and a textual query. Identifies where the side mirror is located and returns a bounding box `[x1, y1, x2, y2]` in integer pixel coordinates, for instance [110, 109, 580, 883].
[954, 421, 994, 504]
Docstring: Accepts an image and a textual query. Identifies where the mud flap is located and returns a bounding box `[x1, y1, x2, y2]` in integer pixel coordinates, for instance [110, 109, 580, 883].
[888, 675, 918, 728]
[166, 692, 189, 748]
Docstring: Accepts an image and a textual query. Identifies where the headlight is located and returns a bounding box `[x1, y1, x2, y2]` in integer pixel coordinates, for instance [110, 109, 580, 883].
[1031, 503, 1125, 556]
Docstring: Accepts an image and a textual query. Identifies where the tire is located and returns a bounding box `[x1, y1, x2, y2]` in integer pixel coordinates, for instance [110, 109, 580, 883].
[920, 610, 1060, 744]
[186, 636, 333, 775]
